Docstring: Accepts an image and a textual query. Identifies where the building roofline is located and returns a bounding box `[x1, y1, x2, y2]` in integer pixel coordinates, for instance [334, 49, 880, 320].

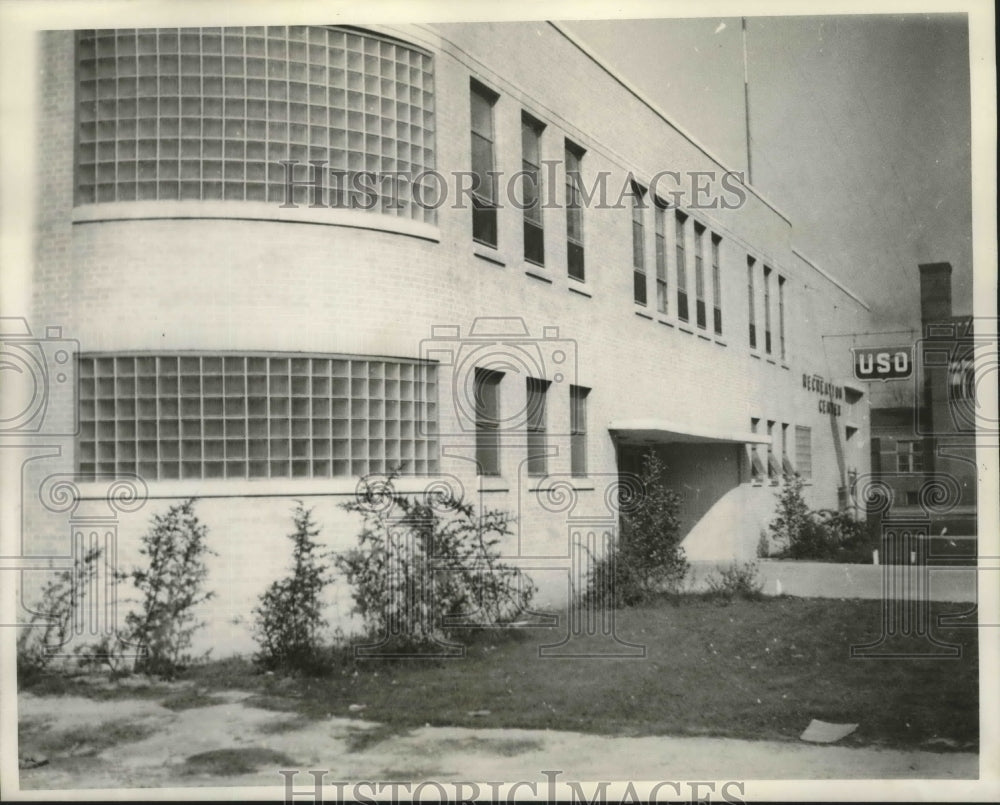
[548, 20, 793, 228]
[792, 248, 870, 310]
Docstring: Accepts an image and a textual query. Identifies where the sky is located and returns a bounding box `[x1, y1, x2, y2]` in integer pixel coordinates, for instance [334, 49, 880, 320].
[563, 13, 975, 332]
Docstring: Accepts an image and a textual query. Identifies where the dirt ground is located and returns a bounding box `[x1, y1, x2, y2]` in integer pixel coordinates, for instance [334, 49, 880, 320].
[15, 682, 977, 791]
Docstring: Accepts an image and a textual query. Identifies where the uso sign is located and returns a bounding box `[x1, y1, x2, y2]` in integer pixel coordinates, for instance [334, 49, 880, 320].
[852, 346, 913, 381]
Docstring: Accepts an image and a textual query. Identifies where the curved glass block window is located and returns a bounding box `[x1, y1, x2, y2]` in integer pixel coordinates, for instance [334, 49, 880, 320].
[77, 354, 439, 481]
[75, 26, 435, 223]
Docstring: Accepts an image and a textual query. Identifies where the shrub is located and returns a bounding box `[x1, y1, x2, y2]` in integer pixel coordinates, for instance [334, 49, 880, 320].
[585, 450, 688, 608]
[769, 477, 876, 563]
[756, 530, 771, 558]
[16, 546, 103, 685]
[126, 499, 216, 678]
[336, 477, 535, 652]
[769, 473, 811, 555]
[253, 502, 332, 671]
[813, 509, 878, 563]
[704, 560, 765, 602]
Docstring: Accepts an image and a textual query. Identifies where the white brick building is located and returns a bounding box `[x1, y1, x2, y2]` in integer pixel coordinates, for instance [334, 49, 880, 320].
[25, 22, 875, 654]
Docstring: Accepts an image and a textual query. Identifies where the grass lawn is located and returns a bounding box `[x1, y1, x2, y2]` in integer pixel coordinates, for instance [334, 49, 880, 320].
[23, 596, 978, 752]
[186, 596, 978, 751]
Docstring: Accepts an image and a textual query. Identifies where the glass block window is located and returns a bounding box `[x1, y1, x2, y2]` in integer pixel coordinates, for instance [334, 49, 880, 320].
[747, 256, 757, 349]
[77, 354, 439, 481]
[75, 26, 435, 223]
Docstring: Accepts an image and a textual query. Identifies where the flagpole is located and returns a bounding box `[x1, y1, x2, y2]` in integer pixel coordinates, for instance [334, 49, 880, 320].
[742, 16, 753, 185]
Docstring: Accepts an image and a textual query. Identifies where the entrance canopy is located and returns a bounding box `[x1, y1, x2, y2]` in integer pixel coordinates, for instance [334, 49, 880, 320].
[608, 418, 771, 446]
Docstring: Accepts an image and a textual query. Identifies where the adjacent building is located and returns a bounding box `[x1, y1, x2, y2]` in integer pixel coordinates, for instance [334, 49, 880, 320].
[869, 263, 978, 537]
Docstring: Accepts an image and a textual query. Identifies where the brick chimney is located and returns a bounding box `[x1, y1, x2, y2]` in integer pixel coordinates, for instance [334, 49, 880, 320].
[918, 262, 952, 325]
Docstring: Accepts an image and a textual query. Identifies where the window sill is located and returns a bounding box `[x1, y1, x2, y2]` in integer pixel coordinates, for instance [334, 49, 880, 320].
[697, 333, 712, 342]
[634, 309, 653, 320]
[526, 475, 594, 493]
[750, 352, 762, 360]
[473, 246, 506, 267]
[73, 475, 448, 500]
[657, 318, 674, 328]
[678, 325, 694, 335]
[714, 338, 727, 347]
[568, 285, 592, 298]
[766, 358, 777, 365]
[72, 201, 441, 242]
[477, 475, 510, 493]
[781, 363, 790, 371]
[525, 269, 552, 284]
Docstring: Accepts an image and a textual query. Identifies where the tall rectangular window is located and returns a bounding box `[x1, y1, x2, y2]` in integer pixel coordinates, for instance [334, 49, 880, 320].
[474, 367, 502, 476]
[781, 423, 794, 476]
[749, 418, 764, 481]
[694, 223, 707, 329]
[631, 182, 647, 305]
[521, 112, 545, 265]
[526, 377, 550, 477]
[747, 257, 757, 349]
[795, 425, 812, 480]
[711, 235, 722, 335]
[565, 141, 585, 281]
[778, 275, 786, 360]
[570, 385, 589, 477]
[470, 80, 498, 248]
[654, 201, 668, 314]
[897, 440, 924, 473]
[766, 419, 780, 481]
[675, 211, 689, 321]
[763, 265, 773, 354]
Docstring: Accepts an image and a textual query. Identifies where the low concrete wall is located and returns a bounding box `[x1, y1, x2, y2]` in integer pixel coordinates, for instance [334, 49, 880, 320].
[690, 559, 977, 603]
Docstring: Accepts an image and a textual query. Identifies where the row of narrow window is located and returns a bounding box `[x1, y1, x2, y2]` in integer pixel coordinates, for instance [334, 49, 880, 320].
[750, 418, 811, 482]
[470, 80, 585, 280]
[474, 368, 589, 479]
[630, 184, 723, 335]
[747, 258, 787, 359]
[471, 78, 792, 355]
